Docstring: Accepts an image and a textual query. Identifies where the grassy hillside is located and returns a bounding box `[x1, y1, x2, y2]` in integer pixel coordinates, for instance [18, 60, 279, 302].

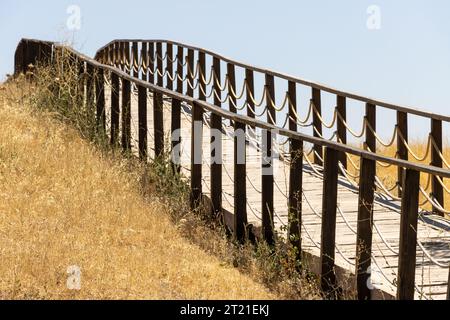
[0, 81, 277, 299]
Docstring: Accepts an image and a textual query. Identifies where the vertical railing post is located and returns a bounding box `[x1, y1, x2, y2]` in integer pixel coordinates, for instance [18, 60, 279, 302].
[262, 74, 275, 245]
[132, 42, 139, 79]
[211, 57, 223, 217]
[166, 43, 173, 91]
[138, 84, 148, 161]
[191, 102, 204, 211]
[95, 68, 105, 132]
[245, 69, 255, 123]
[148, 42, 155, 84]
[336, 95, 347, 170]
[288, 81, 303, 261]
[431, 119, 444, 216]
[355, 157, 376, 300]
[153, 42, 164, 157]
[141, 42, 148, 82]
[234, 119, 247, 242]
[198, 52, 206, 101]
[312, 88, 323, 166]
[397, 168, 420, 300]
[365, 103, 376, 153]
[171, 46, 183, 172]
[110, 72, 120, 146]
[186, 49, 194, 97]
[124, 42, 131, 75]
[397, 111, 408, 197]
[121, 77, 131, 152]
[227, 63, 236, 114]
[320, 147, 339, 296]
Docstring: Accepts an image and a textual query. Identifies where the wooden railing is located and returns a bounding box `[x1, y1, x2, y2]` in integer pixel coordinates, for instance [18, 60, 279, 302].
[14, 38, 450, 300]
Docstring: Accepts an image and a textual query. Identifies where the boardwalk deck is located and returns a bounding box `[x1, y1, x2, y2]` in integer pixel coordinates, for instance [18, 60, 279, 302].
[106, 84, 450, 300]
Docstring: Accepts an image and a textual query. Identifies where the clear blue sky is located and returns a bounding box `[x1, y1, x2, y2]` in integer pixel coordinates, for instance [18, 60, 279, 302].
[1, 0, 449, 139]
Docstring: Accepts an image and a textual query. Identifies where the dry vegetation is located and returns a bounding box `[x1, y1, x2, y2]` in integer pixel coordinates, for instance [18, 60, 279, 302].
[0, 60, 321, 299]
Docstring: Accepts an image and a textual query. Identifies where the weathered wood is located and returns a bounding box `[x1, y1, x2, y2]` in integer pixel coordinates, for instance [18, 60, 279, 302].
[365, 103, 376, 153]
[227, 63, 237, 114]
[138, 84, 147, 160]
[312, 88, 323, 166]
[140, 42, 148, 82]
[397, 111, 408, 197]
[198, 51, 206, 101]
[320, 147, 339, 296]
[397, 168, 420, 300]
[171, 46, 184, 172]
[337, 95, 347, 170]
[121, 77, 131, 151]
[234, 120, 247, 242]
[211, 57, 223, 217]
[166, 43, 173, 91]
[124, 42, 131, 75]
[86, 63, 94, 112]
[262, 74, 276, 245]
[246, 69, 255, 122]
[288, 81, 297, 132]
[431, 119, 444, 216]
[288, 137, 303, 261]
[153, 91, 164, 157]
[355, 157, 376, 300]
[156, 42, 163, 87]
[110, 72, 120, 146]
[148, 42, 155, 84]
[187, 49, 194, 97]
[191, 102, 204, 210]
[132, 41, 139, 79]
[95, 68, 105, 131]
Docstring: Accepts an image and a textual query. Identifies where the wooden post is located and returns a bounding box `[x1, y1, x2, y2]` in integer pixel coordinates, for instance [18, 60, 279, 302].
[153, 43, 164, 157]
[124, 42, 131, 75]
[365, 103, 376, 153]
[227, 63, 236, 114]
[234, 120, 247, 242]
[110, 72, 120, 146]
[336, 95, 347, 170]
[191, 102, 203, 211]
[355, 157, 376, 300]
[95, 68, 105, 132]
[148, 42, 155, 84]
[245, 69, 255, 123]
[138, 84, 147, 161]
[312, 88, 323, 166]
[156, 42, 163, 87]
[397, 168, 420, 300]
[166, 43, 173, 91]
[198, 52, 206, 101]
[397, 111, 408, 197]
[141, 42, 148, 82]
[121, 78, 131, 152]
[320, 147, 339, 295]
[262, 74, 276, 245]
[86, 63, 94, 112]
[132, 42, 139, 79]
[171, 46, 183, 172]
[187, 49, 194, 97]
[288, 81, 303, 260]
[431, 119, 444, 216]
[211, 57, 223, 217]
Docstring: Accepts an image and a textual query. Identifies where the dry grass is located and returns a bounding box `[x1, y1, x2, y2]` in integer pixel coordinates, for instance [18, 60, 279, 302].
[0, 80, 278, 300]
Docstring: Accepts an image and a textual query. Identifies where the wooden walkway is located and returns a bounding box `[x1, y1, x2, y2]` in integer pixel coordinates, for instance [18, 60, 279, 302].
[115, 91, 450, 300]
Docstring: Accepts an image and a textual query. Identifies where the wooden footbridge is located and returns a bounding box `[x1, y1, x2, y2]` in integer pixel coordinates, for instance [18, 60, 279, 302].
[14, 39, 450, 300]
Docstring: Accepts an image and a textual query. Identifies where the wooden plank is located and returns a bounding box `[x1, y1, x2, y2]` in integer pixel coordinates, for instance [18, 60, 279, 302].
[234, 120, 247, 242]
[337, 95, 347, 170]
[110, 72, 120, 146]
[397, 168, 420, 300]
[156, 42, 163, 87]
[132, 41, 139, 79]
[397, 111, 408, 197]
[171, 45, 184, 172]
[355, 157, 376, 300]
[148, 42, 155, 84]
[121, 77, 131, 151]
[153, 91, 164, 157]
[312, 88, 323, 166]
[140, 42, 148, 81]
[191, 102, 204, 210]
[211, 57, 223, 217]
[246, 69, 255, 123]
[320, 147, 339, 296]
[431, 119, 444, 216]
[199, 51, 206, 101]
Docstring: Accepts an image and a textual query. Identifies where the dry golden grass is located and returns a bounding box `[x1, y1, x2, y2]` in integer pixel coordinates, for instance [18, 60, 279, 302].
[347, 142, 450, 215]
[0, 81, 276, 300]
